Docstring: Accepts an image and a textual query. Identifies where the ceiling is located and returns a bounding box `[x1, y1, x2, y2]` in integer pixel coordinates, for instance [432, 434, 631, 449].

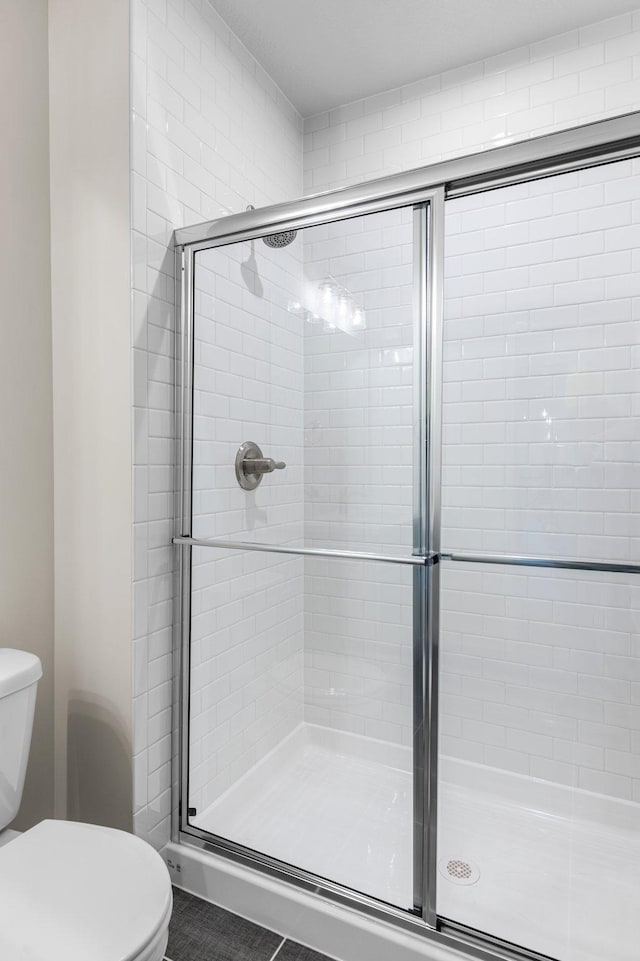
[209, 0, 639, 116]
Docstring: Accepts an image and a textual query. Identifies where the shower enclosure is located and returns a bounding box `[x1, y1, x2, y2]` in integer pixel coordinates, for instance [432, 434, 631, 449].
[174, 113, 640, 961]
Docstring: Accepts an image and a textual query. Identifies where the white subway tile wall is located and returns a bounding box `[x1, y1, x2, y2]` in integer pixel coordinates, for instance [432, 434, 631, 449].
[189, 548, 304, 814]
[302, 11, 640, 194]
[299, 10, 640, 799]
[440, 160, 640, 792]
[131, 0, 303, 847]
[190, 209, 417, 805]
[189, 237, 305, 814]
[440, 563, 640, 802]
[303, 209, 414, 555]
[302, 208, 415, 743]
[442, 159, 640, 562]
[303, 557, 414, 744]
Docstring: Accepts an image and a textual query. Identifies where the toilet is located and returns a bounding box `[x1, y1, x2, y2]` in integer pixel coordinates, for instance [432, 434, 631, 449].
[0, 649, 172, 960]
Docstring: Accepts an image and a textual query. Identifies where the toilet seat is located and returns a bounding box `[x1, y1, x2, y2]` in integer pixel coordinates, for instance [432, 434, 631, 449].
[0, 819, 172, 961]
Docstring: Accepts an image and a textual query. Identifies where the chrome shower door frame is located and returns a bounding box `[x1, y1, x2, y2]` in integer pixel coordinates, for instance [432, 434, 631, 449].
[174, 183, 445, 930]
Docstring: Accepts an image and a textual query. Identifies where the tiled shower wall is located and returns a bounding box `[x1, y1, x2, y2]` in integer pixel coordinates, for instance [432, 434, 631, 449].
[301, 209, 415, 744]
[130, 0, 302, 846]
[301, 8, 640, 794]
[189, 238, 304, 814]
[442, 161, 640, 564]
[439, 159, 640, 800]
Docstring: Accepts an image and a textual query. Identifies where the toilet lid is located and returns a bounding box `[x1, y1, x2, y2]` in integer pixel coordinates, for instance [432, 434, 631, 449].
[0, 820, 172, 961]
[0, 648, 42, 697]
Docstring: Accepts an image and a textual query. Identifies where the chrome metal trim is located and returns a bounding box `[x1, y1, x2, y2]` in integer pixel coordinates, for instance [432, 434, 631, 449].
[423, 563, 440, 925]
[173, 535, 434, 567]
[426, 189, 444, 557]
[412, 564, 427, 914]
[412, 204, 428, 558]
[439, 920, 558, 961]
[446, 142, 640, 199]
[177, 187, 444, 250]
[171, 245, 187, 842]
[175, 112, 640, 250]
[441, 551, 640, 575]
[411, 204, 428, 913]
[423, 185, 445, 929]
[178, 828, 554, 961]
[179, 246, 194, 536]
[177, 244, 195, 841]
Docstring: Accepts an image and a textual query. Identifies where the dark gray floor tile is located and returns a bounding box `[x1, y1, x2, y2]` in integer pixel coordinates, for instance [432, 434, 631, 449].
[167, 886, 282, 961]
[276, 940, 337, 961]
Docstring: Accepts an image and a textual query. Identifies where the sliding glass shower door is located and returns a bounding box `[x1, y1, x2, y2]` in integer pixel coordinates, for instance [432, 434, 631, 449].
[180, 198, 441, 913]
[437, 158, 640, 961]
[175, 116, 640, 961]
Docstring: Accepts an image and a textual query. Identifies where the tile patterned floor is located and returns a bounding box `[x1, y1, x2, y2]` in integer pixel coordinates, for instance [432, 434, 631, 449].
[165, 887, 336, 961]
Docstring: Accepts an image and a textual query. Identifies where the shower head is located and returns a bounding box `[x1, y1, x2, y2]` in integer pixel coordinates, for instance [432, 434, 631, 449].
[262, 230, 297, 248]
[245, 206, 297, 248]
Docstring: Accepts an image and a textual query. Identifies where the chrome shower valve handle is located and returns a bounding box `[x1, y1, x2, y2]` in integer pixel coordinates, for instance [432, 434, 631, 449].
[244, 456, 286, 473]
[235, 441, 286, 490]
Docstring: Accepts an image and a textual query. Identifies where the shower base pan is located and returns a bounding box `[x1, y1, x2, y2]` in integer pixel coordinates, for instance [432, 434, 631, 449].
[178, 723, 639, 961]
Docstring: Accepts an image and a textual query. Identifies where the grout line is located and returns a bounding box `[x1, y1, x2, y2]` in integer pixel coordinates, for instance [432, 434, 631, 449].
[268, 937, 287, 961]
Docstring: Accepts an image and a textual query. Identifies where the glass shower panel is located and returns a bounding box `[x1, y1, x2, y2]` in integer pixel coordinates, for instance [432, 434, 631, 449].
[191, 230, 305, 548]
[187, 549, 415, 909]
[438, 559, 640, 961]
[442, 158, 640, 564]
[191, 206, 415, 556]
[440, 158, 640, 961]
[302, 208, 414, 557]
[187, 204, 421, 911]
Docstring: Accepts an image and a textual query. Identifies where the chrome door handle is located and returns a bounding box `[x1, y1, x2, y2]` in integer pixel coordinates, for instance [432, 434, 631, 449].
[235, 442, 286, 490]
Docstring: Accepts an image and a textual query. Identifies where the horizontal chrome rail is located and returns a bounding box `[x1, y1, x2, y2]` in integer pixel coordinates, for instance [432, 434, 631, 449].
[174, 112, 640, 249]
[173, 535, 435, 566]
[441, 551, 640, 575]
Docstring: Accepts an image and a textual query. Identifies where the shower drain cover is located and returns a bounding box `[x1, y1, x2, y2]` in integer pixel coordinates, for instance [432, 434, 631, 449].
[438, 857, 480, 885]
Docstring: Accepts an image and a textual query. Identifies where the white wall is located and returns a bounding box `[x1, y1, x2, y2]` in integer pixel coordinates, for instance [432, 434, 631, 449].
[130, 0, 303, 846]
[0, 0, 54, 830]
[49, 0, 133, 829]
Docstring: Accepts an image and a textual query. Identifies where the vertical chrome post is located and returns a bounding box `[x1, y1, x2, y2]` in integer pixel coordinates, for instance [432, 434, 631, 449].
[423, 187, 445, 928]
[175, 243, 195, 838]
[412, 204, 428, 913]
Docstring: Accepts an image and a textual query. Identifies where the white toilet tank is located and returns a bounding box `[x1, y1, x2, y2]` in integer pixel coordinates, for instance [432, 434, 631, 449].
[0, 649, 42, 830]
